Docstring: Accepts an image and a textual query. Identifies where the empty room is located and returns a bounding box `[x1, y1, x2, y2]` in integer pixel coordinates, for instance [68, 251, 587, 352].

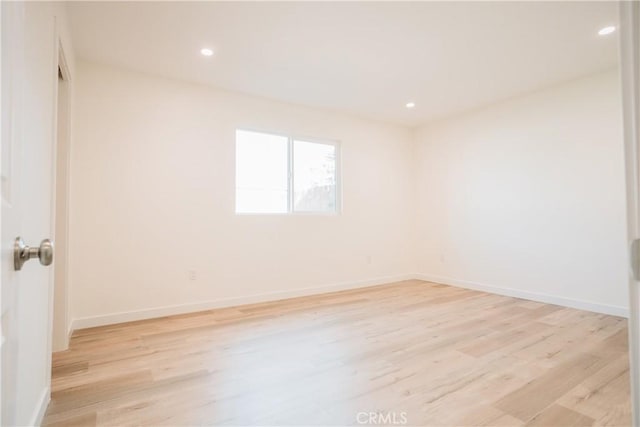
[2, 1, 640, 426]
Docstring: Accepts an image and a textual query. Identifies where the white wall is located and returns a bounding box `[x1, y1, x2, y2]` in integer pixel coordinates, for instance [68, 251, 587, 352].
[414, 70, 629, 315]
[69, 61, 415, 327]
[69, 62, 628, 327]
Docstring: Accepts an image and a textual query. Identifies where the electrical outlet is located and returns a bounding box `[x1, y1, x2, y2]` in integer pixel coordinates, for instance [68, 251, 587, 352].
[188, 270, 197, 281]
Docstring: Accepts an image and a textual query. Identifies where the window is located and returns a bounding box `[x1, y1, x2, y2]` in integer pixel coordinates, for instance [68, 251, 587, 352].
[235, 129, 339, 214]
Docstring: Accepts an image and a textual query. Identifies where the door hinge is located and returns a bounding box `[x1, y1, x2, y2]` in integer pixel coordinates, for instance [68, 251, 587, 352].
[631, 239, 640, 281]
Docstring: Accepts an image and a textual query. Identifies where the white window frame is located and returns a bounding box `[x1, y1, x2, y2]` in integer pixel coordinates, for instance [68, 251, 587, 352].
[235, 128, 341, 215]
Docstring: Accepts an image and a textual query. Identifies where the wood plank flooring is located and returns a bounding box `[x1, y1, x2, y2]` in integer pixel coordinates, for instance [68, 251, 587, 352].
[43, 280, 631, 426]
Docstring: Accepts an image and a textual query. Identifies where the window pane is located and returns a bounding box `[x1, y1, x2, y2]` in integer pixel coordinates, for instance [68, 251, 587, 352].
[236, 130, 288, 213]
[293, 140, 337, 213]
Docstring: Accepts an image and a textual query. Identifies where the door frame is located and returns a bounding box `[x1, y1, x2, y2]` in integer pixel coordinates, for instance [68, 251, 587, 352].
[50, 33, 72, 354]
[34, 12, 73, 423]
[37, 12, 71, 425]
[620, 1, 640, 425]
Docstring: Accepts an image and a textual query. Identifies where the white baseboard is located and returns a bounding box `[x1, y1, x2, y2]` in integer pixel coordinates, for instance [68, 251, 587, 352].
[28, 386, 50, 427]
[69, 272, 629, 333]
[70, 274, 415, 331]
[415, 273, 629, 318]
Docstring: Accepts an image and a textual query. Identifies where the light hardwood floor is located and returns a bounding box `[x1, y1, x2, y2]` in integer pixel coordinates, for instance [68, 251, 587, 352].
[43, 280, 631, 426]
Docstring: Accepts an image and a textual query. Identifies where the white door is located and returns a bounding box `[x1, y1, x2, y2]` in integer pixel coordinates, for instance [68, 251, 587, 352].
[1, 2, 25, 424]
[621, 1, 640, 425]
[1, 2, 58, 425]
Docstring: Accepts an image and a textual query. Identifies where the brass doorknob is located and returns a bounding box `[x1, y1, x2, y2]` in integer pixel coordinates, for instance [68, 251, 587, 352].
[14, 237, 54, 271]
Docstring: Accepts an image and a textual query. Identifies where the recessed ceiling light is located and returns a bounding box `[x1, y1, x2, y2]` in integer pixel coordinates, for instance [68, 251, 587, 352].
[200, 48, 214, 57]
[598, 26, 616, 36]
[406, 102, 416, 109]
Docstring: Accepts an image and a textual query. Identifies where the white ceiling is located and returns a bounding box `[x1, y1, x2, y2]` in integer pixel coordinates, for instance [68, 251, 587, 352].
[67, 1, 619, 127]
